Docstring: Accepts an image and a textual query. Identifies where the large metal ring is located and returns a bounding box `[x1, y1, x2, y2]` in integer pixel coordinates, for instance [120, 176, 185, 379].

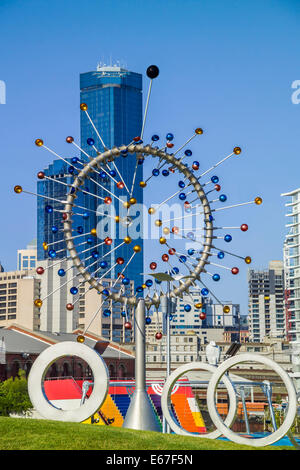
[28, 342, 109, 422]
[207, 353, 297, 447]
[161, 362, 237, 439]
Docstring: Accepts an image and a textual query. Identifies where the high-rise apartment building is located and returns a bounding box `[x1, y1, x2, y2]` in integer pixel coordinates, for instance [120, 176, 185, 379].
[17, 239, 37, 271]
[248, 261, 285, 342]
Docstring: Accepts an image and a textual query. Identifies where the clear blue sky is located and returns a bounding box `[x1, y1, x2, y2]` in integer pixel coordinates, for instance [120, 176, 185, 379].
[1, 0, 300, 315]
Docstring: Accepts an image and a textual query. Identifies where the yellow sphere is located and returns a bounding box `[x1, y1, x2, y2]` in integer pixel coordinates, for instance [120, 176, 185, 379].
[123, 201, 131, 209]
[77, 335, 85, 343]
[195, 302, 202, 309]
[35, 138, 44, 147]
[115, 215, 120, 223]
[159, 237, 166, 244]
[34, 299, 43, 308]
[163, 227, 170, 235]
[142, 284, 147, 289]
[245, 256, 252, 264]
[195, 128, 203, 135]
[233, 146, 242, 155]
[129, 197, 137, 205]
[91, 228, 97, 236]
[255, 197, 262, 205]
[155, 219, 162, 227]
[80, 103, 88, 111]
[133, 245, 142, 253]
[124, 236, 132, 244]
[223, 305, 230, 314]
[139, 181, 147, 188]
[42, 242, 48, 251]
[14, 185, 23, 194]
[148, 207, 156, 215]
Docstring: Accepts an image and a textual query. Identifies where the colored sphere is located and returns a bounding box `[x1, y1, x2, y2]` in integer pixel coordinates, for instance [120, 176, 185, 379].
[139, 181, 147, 188]
[155, 219, 162, 227]
[166, 133, 174, 141]
[43, 242, 48, 251]
[184, 149, 192, 157]
[136, 286, 143, 293]
[92, 250, 99, 259]
[51, 225, 58, 234]
[37, 171, 45, 179]
[233, 146, 241, 155]
[241, 224, 248, 232]
[58, 269, 65, 277]
[217, 251, 225, 259]
[219, 194, 227, 202]
[211, 175, 219, 184]
[82, 212, 89, 219]
[224, 234, 232, 242]
[70, 287, 78, 295]
[62, 213, 68, 220]
[213, 273, 220, 281]
[152, 134, 159, 141]
[115, 216, 120, 223]
[121, 311, 126, 317]
[71, 157, 79, 164]
[146, 65, 159, 79]
[45, 205, 53, 213]
[48, 249, 56, 258]
[172, 226, 180, 234]
[80, 103, 88, 111]
[168, 248, 176, 255]
[14, 185, 23, 194]
[163, 227, 170, 235]
[124, 236, 132, 244]
[103, 309, 111, 317]
[117, 181, 125, 189]
[199, 313, 206, 320]
[152, 169, 160, 177]
[77, 226, 84, 234]
[150, 262, 157, 270]
[223, 305, 230, 314]
[162, 169, 169, 177]
[159, 237, 166, 244]
[146, 317, 152, 325]
[100, 260, 108, 268]
[105, 237, 113, 245]
[66, 136, 74, 143]
[102, 289, 109, 296]
[133, 245, 142, 253]
[166, 142, 174, 148]
[86, 237, 93, 244]
[179, 193, 186, 200]
[109, 170, 117, 177]
[215, 184, 221, 191]
[129, 197, 137, 205]
[125, 321, 132, 330]
[87, 137, 94, 146]
[145, 279, 153, 287]
[123, 201, 130, 209]
[162, 254, 169, 262]
[122, 277, 130, 285]
[245, 256, 252, 264]
[104, 196, 112, 205]
[77, 335, 85, 343]
[195, 128, 203, 135]
[255, 197, 262, 205]
[195, 302, 202, 309]
[188, 248, 195, 255]
[201, 288, 209, 296]
[116, 257, 124, 265]
[178, 181, 185, 188]
[148, 207, 156, 215]
[179, 255, 186, 263]
[34, 299, 43, 308]
[35, 138, 44, 147]
[36, 267, 44, 275]
[155, 332, 163, 340]
[231, 267, 239, 275]
[184, 304, 191, 312]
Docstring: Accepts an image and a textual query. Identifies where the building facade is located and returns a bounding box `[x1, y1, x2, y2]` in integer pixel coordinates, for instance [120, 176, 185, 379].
[248, 261, 285, 342]
[17, 239, 37, 271]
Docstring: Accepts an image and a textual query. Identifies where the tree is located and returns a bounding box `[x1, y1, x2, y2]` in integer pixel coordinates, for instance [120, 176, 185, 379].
[0, 370, 32, 416]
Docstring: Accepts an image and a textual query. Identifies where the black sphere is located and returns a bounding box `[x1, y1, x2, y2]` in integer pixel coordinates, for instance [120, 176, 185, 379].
[146, 65, 159, 79]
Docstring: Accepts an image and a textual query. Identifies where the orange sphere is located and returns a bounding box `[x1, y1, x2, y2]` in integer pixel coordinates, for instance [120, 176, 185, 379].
[14, 185, 22, 194]
[104, 196, 112, 205]
[115, 215, 120, 223]
[163, 227, 170, 235]
[77, 335, 85, 343]
[66, 303, 74, 311]
[140, 181, 147, 188]
[42, 242, 48, 251]
[124, 236, 132, 244]
[155, 219, 162, 227]
[133, 245, 142, 253]
[255, 197, 262, 205]
[123, 201, 130, 209]
[91, 228, 97, 236]
[80, 103, 88, 111]
[195, 128, 203, 135]
[34, 299, 43, 308]
[66, 136, 74, 143]
[117, 181, 124, 189]
[195, 302, 202, 309]
[104, 237, 112, 245]
[245, 256, 252, 264]
[129, 197, 137, 205]
[233, 146, 242, 155]
[35, 138, 44, 147]
[148, 207, 156, 215]
[159, 237, 166, 244]
[223, 305, 230, 314]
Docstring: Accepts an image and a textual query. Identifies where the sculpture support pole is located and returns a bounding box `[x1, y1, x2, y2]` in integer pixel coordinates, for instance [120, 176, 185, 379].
[123, 299, 161, 432]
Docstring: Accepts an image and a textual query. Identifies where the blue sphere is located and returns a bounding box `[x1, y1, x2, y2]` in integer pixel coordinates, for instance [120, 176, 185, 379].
[178, 180, 185, 188]
[109, 170, 116, 177]
[169, 315, 173, 321]
[86, 236, 93, 244]
[211, 175, 219, 184]
[201, 288, 209, 296]
[122, 277, 130, 285]
[217, 251, 225, 259]
[184, 149, 192, 157]
[82, 212, 89, 219]
[162, 170, 169, 177]
[224, 234, 232, 243]
[146, 317, 152, 325]
[103, 309, 111, 317]
[71, 157, 79, 164]
[100, 260, 108, 268]
[121, 311, 126, 317]
[152, 169, 160, 177]
[77, 226, 84, 234]
[184, 304, 192, 312]
[92, 251, 99, 259]
[155, 279, 162, 284]
[68, 166, 75, 174]
[213, 273, 220, 282]
[70, 287, 78, 295]
[151, 134, 159, 141]
[51, 225, 58, 234]
[188, 248, 195, 256]
[138, 157, 145, 165]
[136, 286, 143, 293]
[121, 149, 128, 157]
[45, 205, 53, 213]
[87, 138, 95, 146]
[193, 161, 199, 167]
[179, 255, 187, 263]
[179, 193, 186, 200]
[209, 215, 214, 222]
[48, 249, 56, 258]
[172, 267, 179, 274]
[187, 232, 195, 240]
[219, 194, 227, 202]
[145, 279, 153, 287]
[100, 171, 107, 178]
[58, 269, 65, 277]
[166, 133, 174, 141]
[102, 289, 109, 296]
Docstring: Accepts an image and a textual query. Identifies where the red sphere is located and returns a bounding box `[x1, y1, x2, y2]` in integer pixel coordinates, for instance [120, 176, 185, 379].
[162, 254, 169, 262]
[133, 136, 141, 142]
[36, 266, 44, 275]
[104, 196, 112, 205]
[231, 267, 239, 275]
[171, 226, 179, 234]
[66, 136, 74, 143]
[240, 224, 248, 232]
[150, 262, 157, 270]
[166, 142, 174, 148]
[155, 332, 163, 340]
[105, 237, 112, 245]
[199, 313, 206, 320]
[215, 184, 221, 191]
[117, 181, 125, 189]
[168, 248, 176, 255]
[62, 213, 68, 220]
[124, 321, 132, 330]
[118, 273, 125, 279]
[66, 303, 74, 311]
[37, 171, 45, 180]
[116, 257, 124, 265]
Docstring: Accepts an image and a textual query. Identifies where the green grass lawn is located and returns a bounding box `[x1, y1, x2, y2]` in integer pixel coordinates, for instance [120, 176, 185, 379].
[0, 417, 293, 450]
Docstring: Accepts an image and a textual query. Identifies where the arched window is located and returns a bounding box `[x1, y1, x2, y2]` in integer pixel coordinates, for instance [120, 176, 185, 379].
[108, 364, 115, 378]
[62, 362, 70, 377]
[118, 364, 126, 379]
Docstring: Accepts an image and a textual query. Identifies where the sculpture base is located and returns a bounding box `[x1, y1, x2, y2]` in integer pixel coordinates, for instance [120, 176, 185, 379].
[122, 389, 161, 432]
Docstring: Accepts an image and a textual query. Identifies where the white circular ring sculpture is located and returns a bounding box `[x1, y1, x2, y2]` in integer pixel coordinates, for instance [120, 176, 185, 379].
[207, 353, 297, 447]
[161, 362, 237, 439]
[28, 341, 109, 422]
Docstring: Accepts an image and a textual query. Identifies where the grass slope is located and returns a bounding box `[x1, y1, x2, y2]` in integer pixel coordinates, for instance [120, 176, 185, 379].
[0, 417, 293, 450]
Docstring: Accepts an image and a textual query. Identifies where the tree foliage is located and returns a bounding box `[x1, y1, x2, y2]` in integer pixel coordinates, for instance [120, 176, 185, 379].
[0, 370, 32, 416]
